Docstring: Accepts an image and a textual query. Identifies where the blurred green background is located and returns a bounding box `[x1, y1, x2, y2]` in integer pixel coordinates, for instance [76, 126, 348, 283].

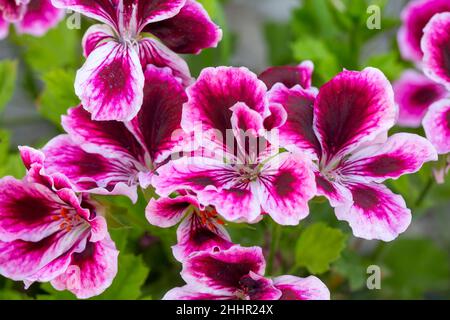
[0, 0, 449, 300]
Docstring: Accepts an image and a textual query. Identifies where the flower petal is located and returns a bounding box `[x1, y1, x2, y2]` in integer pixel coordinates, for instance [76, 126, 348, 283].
[267, 83, 320, 158]
[163, 285, 232, 300]
[0, 0, 28, 22]
[51, 0, 118, 27]
[75, 41, 144, 121]
[145, 195, 198, 228]
[393, 70, 448, 127]
[259, 61, 314, 90]
[398, 0, 450, 62]
[144, 0, 221, 54]
[0, 14, 9, 39]
[273, 275, 330, 300]
[257, 152, 316, 225]
[82, 23, 116, 57]
[51, 236, 118, 299]
[15, 0, 64, 36]
[314, 68, 396, 163]
[181, 245, 265, 295]
[315, 171, 353, 208]
[341, 133, 438, 182]
[423, 99, 450, 154]
[335, 182, 412, 241]
[126, 65, 191, 164]
[421, 12, 450, 90]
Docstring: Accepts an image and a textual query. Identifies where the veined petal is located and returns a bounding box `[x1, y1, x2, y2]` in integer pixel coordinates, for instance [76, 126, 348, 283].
[181, 245, 265, 295]
[163, 285, 232, 300]
[144, 0, 222, 54]
[267, 83, 320, 159]
[315, 171, 353, 208]
[341, 133, 438, 182]
[145, 195, 199, 228]
[172, 211, 233, 262]
[257, 152, 316, 226]
[237, 272, 281, 300]
[15, 0, 64, 36]
[273, 275, 330, 300]
[393, 70, 448, 127]
[42, 135, 140, 202]
[51, 236, 118, 299]
[82, 23, 116, 57]
[421, 12, 450, 90]
[398, 0, 450, 62]
[0, 15, 9, 39]
[75, 41, 144, 121]
[423, 99, 450, 154]
[259, 61, 314, 90]
[335, 182, 412, 241]
[138, 38, 192, 87]
[0, 0, 28, 22]
[314, 68, 396, 164]
[126, 65, 191, 165]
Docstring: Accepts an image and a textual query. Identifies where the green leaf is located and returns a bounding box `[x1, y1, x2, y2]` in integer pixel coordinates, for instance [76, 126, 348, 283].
[295, 223, 347, 274]
[38, 69, 78, 127]
[333, 251, 367, 290]
[0, 60, 18, 114]
[0, 130, 25, 178]
[380, 238, 450, 299]
[264, 22, 293, 66]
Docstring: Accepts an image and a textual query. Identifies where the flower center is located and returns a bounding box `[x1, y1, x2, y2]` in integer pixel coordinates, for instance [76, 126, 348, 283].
[196, 208, 225, 231]
[52, 207, 84, 232]
[235, 164, 260, 184]
[235, 275, 263, 300]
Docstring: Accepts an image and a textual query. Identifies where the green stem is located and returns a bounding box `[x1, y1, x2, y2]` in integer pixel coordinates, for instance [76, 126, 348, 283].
[415, 176, 434, 208]
[267, 222, 282, 276]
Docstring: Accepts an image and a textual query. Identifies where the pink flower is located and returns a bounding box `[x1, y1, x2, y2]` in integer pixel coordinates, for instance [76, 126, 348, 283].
[398, 0, 450, 63]
[146, 193, 233, 262]
[0, 147, 118, 299]
[393, 70, 447, 127]
[152, 67, 317, 226]
[51, 0, 222, 121]
[270, 67, 438, 241]
[163, 245, 330, 300]
[423, 99, 450, 155]
[258, 60, 315, 90]
[0, 0, 64, 39]
[38, 65, 194, 203]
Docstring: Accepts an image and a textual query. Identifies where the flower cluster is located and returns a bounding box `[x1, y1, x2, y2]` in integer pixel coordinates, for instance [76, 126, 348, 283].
[0, 0, 445, 299]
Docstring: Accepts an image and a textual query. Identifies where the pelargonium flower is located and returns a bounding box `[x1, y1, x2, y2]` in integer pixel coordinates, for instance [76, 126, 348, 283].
[146, 193, 233, 261]
[421, 12, 450, 90]
[423, 99, 450, 155]
[38, 65, 193, 203]
[393, 69, 447, 127]
[398, 0, 450, 63]
[163, 245, 330, 300]
[258, 60, 314, 90]
[269, 67, 438, 241]
[152, 67, 316, 225]
[52, 0, 222, 121]
[0, 147, 118, 299]
[0, 0, 64, 39]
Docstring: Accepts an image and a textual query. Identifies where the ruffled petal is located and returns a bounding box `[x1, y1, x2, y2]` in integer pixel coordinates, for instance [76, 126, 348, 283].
[75, 41, 144, 121]
[267, 83, 320, 159]
[51, 0, 118, 27]
[144, 0, 222, 54]
[398, 0, 450, 62]
[0, 0, 28, 22]
[15, 0, 64, 36]
[82, 23, 116, 57]
[273, 275, 330, 300]
[341, 133, 438, 182]
[259, 61, 314, 90]
[335, 182, 412, 241]
[257, 153, 316, 225]
[315, 171, 353, 208]
[314, 68, 396, 164]
[145, 195, 199, 228]
[51, 236, 118, 299]
[421, 12, 450, 90]
[423, 99, 450, 154]
[163, 286, 232, 300]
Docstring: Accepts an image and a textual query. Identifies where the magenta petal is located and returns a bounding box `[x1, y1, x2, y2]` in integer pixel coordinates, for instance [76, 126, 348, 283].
[341, 133, 438, 182]
[315, 171, 352, 208]
[15, 0, 64, 36]
[422, 12, 450, 90]
[0, 14, 9, 39]
[181, 245, 265, 295]
[393, 70, 447, 127]
[126, 65, 191, 164]
[398, 0, 450, 62]
[258, 153, 316, 225]
[145, 195, 199, 228]
[0, 0, 28, 22]
[172, 211, 233, 262]
[314, 68, 396, 163]
[51, 236, 118, 299]
[163, 286, 232, 300]
[273, 275, 330, 300]
[268, 84, 320, 158]
[75, 41, 144, 121]
[259, 61, 314, 90]
[82, 24, 115, 57]
[138, 38, 193, 87]
[263, 103, 287, 131]
[423, 99, 450, 154]
[336, 182, 412, 241]
[51, 0, 118, 27]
